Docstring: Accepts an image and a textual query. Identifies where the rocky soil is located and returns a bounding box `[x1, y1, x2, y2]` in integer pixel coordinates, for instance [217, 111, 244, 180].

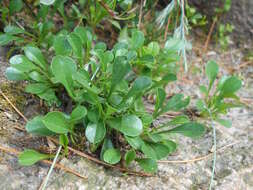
[0, 44, 252, 189]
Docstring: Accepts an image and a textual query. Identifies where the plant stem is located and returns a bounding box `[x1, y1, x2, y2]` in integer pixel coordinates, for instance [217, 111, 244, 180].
[205, 106, 216, 190]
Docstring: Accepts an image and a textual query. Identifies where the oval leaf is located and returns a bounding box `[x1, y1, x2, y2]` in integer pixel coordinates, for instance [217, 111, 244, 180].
[85, 122, 106, 144]
[25, 116, 55, 136]
[42, 111, 71, 134]
[121, 115, 143, 137]
[24, 46, 47, 70]
[167, 122, 206, 138]
[18, 149, 51, 166]
[103, 148, 121, 164]
[136, 158, 157, 173]
[124, 149, 136, 166]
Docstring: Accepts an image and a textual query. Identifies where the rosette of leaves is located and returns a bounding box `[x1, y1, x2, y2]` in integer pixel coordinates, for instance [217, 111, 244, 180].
[7, 27, 206, 173]
[196, 60, 243, 128]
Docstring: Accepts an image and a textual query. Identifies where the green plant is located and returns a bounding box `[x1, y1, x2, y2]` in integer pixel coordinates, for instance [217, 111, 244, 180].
[185, 4, 207, 29]
[7, 28, 207, 173]
[196, 60, 242, 127]
[217, 23, 234, 50]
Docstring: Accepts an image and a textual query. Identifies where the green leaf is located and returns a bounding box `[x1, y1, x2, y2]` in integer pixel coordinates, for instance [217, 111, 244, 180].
[40, 0, 55, 5]
[220, 76, 242, 96]
[127, 76, 152, 98]
[103, 148, 121, 164]
[10, 55, 38, 72]
[73, 72, 99, 94]
[67, 33, 84, 64]
[147, 42, 160, 56]
[25, 83, 49, 94]
[164, 38, 184, 51]
[5, 67, 27, 81]
[167, 115, 190, 125]
[100, 137, 114, 161]
[196, 99, 205, 112]
[4, 25, 25, 35]
[121, 115, 143, 137]
[74, 26, 92, 47]
[59, 134, 69, 147]
[53, 35, 72, 56]
[136, 158, 157, 173]
[131, 29, 144, 50]
[141, 142, 172, 160]
[124, 149, 136, 166]
[25, 116, 55, 136]
[162, 94, 190, 113]
[199, 85, 208, 95]
[38, 89, 59, 105]
[206, 60, 218, 89]
[42, 111, 71, 134]
[166, 122, 206, 138]
[18, 149, 51, 166]
[216, 118, 232, 128]
[28, 71, 47, 82]
[0, 34, 18, 45]
[111, 56, 131, 92]
[163, 140, 177, 153]
[85, 122, 106, 144]
[125, 136, 144, 150]
[154, 88, 166, 115]
[24, 46, 47, 71]
[10, 0, 23, 15]
[51, 56, 77, 98]
[70, 105, 87, 122]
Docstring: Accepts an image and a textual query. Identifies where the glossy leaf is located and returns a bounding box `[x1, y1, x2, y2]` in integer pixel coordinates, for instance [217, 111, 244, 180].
[111, 56, 131, 92]
[121, 115, 143, 137]
[10, 55, 38, 72]
[206, 60, 218, 89]
[25, 83, 49, 94]
[0, 34, 18, 45]
[67, 33, 84, 64]
[24, 46, 47, 70]
[124, 149, 136, 166]
[220, 76, 242, 96]
[85, 122, 106, 144]
[136, 158, 157, 173]
[42, 111, 71, 134]
[103, 148, 121, 164]
[131, 30, 144, 50]
[166, 122, 206, 138]
[18, 149, 51, 166]
[25, 116, 55, 136]
[51, 56, 77, 98]
[5, 67, 27, 81]
[162, 94, 190, 113]
[125, 136, 144, 150]
[40, 0, 55, 5]
[70, 105, 87, 122]
[100, 137, 114, 161]
[53, 35, 72, 56]
[127, 76, 152, 98]
[4, 25, 24, 35]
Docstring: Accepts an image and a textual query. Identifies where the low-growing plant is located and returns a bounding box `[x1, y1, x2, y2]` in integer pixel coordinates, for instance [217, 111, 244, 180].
[6, 27, 208, 173]
[1, 1, 243, 177]
[196, 60, 242, 127]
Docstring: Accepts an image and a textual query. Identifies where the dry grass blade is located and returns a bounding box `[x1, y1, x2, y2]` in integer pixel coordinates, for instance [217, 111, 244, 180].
[0, 145, 87, 180]
[158, 142, 238, 164]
